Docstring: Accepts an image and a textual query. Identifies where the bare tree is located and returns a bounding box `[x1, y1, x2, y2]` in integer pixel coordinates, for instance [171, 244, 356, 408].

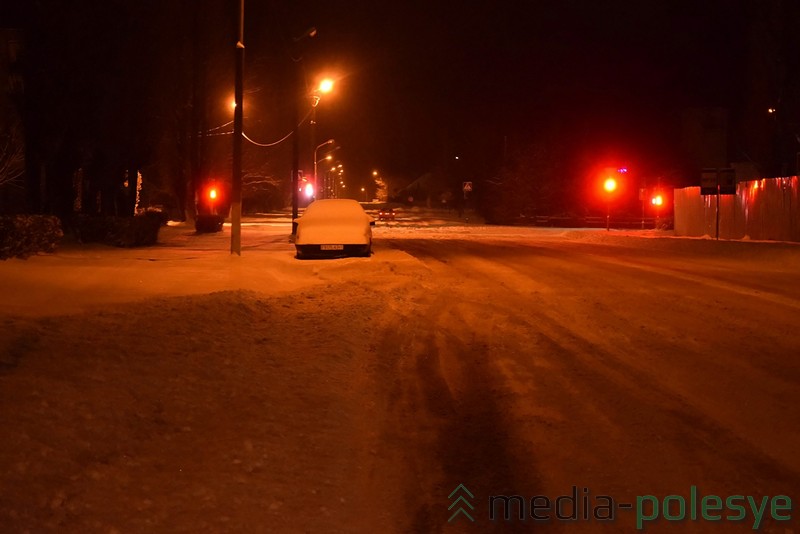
[0, 118, 24, 188]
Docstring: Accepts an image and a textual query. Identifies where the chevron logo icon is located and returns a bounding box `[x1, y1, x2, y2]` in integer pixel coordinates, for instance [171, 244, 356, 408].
[448, 483, 475, 523]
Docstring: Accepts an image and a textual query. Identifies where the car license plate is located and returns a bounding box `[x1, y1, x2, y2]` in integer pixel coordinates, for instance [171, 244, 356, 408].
[320, 244, 344, 251]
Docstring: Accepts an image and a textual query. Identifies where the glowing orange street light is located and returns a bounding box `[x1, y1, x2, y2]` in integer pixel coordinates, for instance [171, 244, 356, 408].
[604, 177, 618, 193]
[318, 78, 334, 94]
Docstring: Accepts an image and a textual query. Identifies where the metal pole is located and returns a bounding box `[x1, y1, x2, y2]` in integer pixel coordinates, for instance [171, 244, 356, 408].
[311, 106, 317, 198]
[314, 139, 333, 200]
[291, 77, 299, 235]
[641, 195, 645, 229]
[231, 0, 244, 255]
[715, 186, 720, 240]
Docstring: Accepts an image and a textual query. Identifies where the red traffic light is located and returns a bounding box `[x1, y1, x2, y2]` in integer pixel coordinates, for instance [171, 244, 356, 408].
[604, 177, 618, 193]
[208, 187, 218, 201]
[651, 194, 664, 206]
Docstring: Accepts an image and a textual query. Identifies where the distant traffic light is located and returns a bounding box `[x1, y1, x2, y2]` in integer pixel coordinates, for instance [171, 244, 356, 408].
[196, 182, 225, 233]
[651, 194, 663, 206]
[602, 176, 619, 231]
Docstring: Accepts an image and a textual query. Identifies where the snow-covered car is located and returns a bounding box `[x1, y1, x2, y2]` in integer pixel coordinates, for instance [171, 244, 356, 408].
[294, 199, 374, 258]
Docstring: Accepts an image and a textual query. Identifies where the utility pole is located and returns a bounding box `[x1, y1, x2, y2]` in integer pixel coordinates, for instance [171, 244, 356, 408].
[231, 0, 244, 255]
[290, 27, 316, 236]
[291, 65, 300, 236]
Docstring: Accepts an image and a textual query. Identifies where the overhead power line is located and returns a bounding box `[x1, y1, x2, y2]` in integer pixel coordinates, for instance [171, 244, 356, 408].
[201, 108, 314, 147]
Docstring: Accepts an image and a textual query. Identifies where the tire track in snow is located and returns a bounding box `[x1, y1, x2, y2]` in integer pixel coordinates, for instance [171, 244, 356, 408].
[389, 236, 800, 532]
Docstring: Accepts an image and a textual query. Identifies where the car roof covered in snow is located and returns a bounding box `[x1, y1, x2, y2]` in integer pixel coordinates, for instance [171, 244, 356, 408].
[303, 199, 369, 219]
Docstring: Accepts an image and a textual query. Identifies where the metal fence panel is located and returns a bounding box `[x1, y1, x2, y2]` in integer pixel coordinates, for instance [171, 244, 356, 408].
[674, 176, 800, 242]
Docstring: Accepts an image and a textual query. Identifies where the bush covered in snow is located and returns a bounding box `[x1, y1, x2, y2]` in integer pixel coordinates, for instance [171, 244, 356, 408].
[75, 212, 162, 247]
[0, 215, 64, 259]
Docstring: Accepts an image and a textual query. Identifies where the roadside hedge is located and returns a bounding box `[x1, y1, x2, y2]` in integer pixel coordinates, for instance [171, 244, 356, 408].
[75, 211, 162, 247]
[0, 215, 64, 260]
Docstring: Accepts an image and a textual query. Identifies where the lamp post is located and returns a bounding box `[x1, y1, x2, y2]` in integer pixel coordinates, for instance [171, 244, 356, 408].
[314, 139, 334, 199]
[315, 154, 332, 198]
[310, 78, 334, 199]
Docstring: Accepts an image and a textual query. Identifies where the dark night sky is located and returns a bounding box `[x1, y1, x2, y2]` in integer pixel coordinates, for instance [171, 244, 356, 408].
[4, 0, 754, 197]
[271, 0, 750, 185]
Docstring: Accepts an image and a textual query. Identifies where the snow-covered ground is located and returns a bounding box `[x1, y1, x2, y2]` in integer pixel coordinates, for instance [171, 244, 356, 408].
[2, 211, 799, 532]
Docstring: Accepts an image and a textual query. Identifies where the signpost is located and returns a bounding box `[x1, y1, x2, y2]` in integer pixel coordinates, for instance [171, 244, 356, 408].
[718, 168, 736, 195]
[701, 168, 737, 240]
[700, 170, 718, 196]
[701, 168, 736, 196]
[462, 182, 473, 221]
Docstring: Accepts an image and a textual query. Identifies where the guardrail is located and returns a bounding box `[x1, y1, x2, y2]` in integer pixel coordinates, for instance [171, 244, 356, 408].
[513, 215, 673, 230]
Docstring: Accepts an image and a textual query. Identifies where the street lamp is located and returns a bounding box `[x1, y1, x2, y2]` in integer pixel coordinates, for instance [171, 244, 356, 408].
[314, 139, 334, 199]
[310, 79, 335, 199]
[318, 78, 334, 95]
[316, 154, 334, 198]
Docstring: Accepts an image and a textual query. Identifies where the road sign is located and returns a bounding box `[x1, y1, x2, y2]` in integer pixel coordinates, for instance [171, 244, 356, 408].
[701, 168, 737, 196]
[701, 170, 718, 195]
[718, 168, 736, 195]
[462, 181, 473, 192]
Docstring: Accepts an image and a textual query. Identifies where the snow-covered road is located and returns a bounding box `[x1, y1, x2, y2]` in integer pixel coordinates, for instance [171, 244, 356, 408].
[1, 218, 799, 532]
